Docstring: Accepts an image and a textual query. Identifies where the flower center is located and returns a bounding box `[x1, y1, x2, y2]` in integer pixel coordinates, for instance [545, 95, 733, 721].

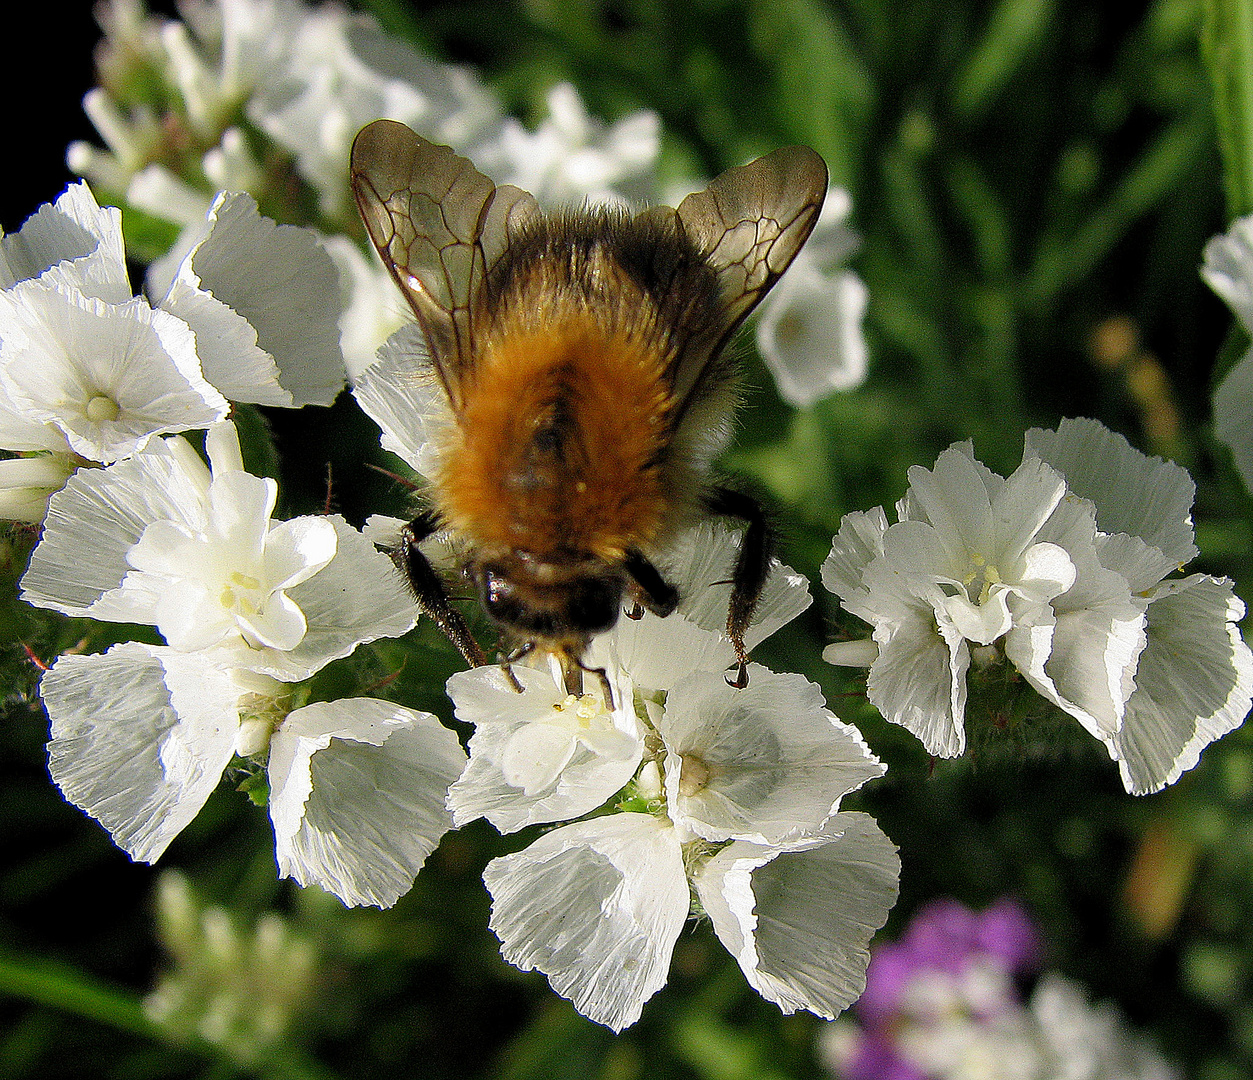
[552, 692, 607, 727]
[678, 753, 712, 797]
[85, 394, 120, 422]
[219, 570, 264, 616]
[961, 552, 1002, 605]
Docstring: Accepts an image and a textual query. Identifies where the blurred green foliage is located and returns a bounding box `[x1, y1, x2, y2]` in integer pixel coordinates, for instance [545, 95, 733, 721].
[4, 0, 1253, 1077]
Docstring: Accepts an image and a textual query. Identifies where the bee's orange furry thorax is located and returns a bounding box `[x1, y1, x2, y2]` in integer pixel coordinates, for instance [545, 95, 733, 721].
[435, 315, 674, 562]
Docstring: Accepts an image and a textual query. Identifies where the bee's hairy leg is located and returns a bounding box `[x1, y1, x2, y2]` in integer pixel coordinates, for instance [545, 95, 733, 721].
[623, 548, 679, 618]
[397, 510, 488, 669]
[702, 486, 774, 689]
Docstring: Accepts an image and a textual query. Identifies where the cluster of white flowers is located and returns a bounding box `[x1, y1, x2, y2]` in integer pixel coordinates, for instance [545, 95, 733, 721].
[21, 419, 466, 907]
[441, 523, 899, 1031]
[823, 417, 1253, 794]
[0, 180, 346, 521]
[71, 0, 869, 403]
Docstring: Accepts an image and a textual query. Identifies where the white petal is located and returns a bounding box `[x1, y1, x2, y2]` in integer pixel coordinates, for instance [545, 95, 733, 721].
[641, 520, 812, 664]
[821, 507, 888, 612]
[903, 448, 996, 563]
[446, 663, 642, 832]
[608, 606, 736, 692]
[1203, 215, 1253, 332]
[41, 643, 242, 863]
[160, 191, 346, 406]
[351, 323, 453, 478]
[1025, 417, 1197, 569]
[20, 436, 211, 616]
[158, 273, 292, 406]
[863, 578, 969, 757]
[0, 182, 130, 300]
[1114, 575, 1253, 794]
[694, 812, 899, 1019]
[260, 515, 339, 592]
[660, 667, 884, 845]
[268, 698, 466, 908]
[1212, 346, 1253, 496]
[239, 516, 418, 681]
[483, 813, 689, 1032]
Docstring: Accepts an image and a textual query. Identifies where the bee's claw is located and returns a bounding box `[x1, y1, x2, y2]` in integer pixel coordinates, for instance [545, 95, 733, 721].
[725, 661, 749, 689]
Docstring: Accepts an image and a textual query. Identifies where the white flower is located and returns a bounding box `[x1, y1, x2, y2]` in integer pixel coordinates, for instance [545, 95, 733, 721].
[484, 807, 897, 1032]
[0, 183, 229, 471]
[824, 445, 1083, 756]
[247, 9, 501, 215]
[755, 188, 869, 407]
[659, 666, 884, 846]
[0, 281, 229, 464]
[1028, 417, 1253, 794]
[448, 516, 893, 1030]
[446, 660, 643, 833]
[470, 82, 659, 207]
[41, 643, 466, 907]
[146, 190, 347, 407]
[446, 522, 815, 832]
[21, 422, 417, 680]
[1203, 215, 1253, 493]
[1029, 974, 1180, 1080]
[826, 419, 1253, 793]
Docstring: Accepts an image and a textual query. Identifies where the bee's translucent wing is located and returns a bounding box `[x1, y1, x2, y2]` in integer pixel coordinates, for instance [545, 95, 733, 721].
[350, 119, 538, 412]
[671, 146, 828, 404]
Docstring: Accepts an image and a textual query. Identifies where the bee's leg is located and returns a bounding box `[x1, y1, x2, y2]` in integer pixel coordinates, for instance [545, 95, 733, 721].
[396, 511, 488, 669]
[623, 548, 679, 618]
[703, 486, 774, 689]
[499, 641, 532, 694]
[562, 648, 614, 710]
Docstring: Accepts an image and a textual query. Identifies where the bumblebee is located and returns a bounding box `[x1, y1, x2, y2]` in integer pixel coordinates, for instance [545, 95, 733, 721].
[351, 118, 827, 698]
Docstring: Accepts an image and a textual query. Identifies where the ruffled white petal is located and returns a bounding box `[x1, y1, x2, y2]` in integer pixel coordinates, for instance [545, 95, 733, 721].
[694, 812, 900, 1019]
[821, 507, 888, 614]
[1113, 575, 1253, 794]
[351, 322, 453, 479]
[0, 182, 130, 300]
[862, 565, 970, 757]
[156, 191, 346, 406]
[446, 662, 642, 832]
[482, 813, 689, 1032]
[1025, 417, 1197, 569]
[20, 435, 211, 615]
[41, 643, 243, 863]
[642, 520, 812, 665]
[268, 698, 466, 908]
[1202, 214, 1253, 333]
[660, 667, 884, 845]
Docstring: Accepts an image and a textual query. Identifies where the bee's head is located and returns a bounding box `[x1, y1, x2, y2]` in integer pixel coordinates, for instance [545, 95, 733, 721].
[471, 551, 626, 644]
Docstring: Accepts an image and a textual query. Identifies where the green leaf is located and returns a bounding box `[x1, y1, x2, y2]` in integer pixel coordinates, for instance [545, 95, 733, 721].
[951, 0, 1056, 120]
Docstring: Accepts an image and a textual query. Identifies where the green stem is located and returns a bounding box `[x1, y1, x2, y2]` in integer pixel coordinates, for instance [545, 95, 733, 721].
[0, 951, 341, 1080]
[1203, 0, 1253, 218]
